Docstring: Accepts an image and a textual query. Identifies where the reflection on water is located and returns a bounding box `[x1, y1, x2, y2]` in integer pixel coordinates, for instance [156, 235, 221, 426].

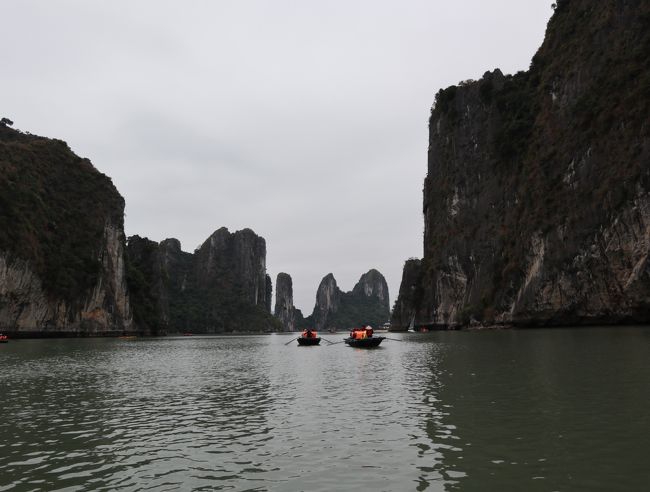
[1, 328, 649, 491]
[405, 329, 650, 492]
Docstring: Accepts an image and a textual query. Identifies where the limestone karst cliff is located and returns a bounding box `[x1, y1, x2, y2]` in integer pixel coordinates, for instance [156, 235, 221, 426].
[353, 269, 390, 308]
[0, 122, 132, 335]
[274, 272, 305, 332]
[265, 275, 273, 314]
[0, 121, 282, 336]
[391, 259, 424, 330]
[392, 0, 650, 329]
[308, 273, 341, 331]
[125, 236, 190, 334]
[126, 228, 280, 333]
[303, 269, 390, 330]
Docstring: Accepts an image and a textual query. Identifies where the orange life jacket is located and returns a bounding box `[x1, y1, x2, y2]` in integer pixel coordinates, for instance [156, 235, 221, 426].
[350, 328, 367, 340]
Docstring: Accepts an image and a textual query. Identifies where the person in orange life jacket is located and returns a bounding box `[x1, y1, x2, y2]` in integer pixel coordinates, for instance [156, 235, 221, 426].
[350, 327, 367, 340]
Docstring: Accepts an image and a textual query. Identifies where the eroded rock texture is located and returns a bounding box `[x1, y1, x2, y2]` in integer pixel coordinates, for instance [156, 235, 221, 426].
[305, 270, 390, 330]
[274, 272, 298, 331]
[126, 228, 279, 333]
[392, 0, 650, 329]
[0, 124, 132, 335]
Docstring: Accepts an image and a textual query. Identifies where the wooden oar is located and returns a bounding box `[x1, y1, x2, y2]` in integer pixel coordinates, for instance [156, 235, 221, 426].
[320, 337, 337, 344]
[324, 339, 347, 345]
[383, 337, 403, 342]
[284, 337, 299, 345]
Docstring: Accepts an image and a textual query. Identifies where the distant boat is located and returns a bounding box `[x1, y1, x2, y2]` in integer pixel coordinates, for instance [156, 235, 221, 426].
[345, 336, 385, 348]
[118, 335, 137, 340]
[297, 336, 321, 346]
[0, 334, 8, 343]
[297, 329, 321, 346]
[344, 326, 385, 348]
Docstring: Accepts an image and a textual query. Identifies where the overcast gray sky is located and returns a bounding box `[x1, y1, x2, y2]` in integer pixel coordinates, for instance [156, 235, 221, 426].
[3, 1, 553, 313]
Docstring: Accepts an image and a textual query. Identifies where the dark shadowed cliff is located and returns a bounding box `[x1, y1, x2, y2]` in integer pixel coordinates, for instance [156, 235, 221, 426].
[303, 269, 390, 330]
[0, 121, 282, 336]
[126, 228, 280, 333]
[274, 272, 305, 332]
[392, 0, 650, 329]
[0, 122, 132, 335]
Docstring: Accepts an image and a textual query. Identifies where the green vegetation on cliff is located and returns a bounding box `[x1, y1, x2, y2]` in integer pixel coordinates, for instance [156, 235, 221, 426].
[394, 0, 650, 329]
[0, 122, 124, 305]
[324, 291, 389, 329]
[300, 270, 390, 330]
[126, 232, 281, 334]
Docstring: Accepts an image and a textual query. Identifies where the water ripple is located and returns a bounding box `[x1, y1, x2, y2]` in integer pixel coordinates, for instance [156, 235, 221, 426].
[2, 330, 650, 490]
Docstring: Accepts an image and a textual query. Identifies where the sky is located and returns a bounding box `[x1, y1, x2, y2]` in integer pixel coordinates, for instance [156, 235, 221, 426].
[2, 1, 553, 313]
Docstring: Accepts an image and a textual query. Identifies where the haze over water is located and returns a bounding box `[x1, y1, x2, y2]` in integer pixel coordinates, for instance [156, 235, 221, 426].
[1, 328, 649, 491]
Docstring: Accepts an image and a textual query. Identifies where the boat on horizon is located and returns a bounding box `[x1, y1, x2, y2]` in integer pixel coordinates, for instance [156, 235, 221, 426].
[344, 326, 385, 348]
[0, 334, 8, 343]
[297, 329, 321, 346]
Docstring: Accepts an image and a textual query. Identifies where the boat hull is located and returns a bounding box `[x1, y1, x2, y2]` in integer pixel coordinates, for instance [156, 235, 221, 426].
[344, 336, 385, 348]
[297, 337, 321, 346]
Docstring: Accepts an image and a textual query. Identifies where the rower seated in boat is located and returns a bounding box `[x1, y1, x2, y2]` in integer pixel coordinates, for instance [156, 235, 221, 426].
[349, 325, 374, 340]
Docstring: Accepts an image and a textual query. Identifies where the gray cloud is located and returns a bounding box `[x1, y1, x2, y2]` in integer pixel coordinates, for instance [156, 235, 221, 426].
[2, 0, 553, 312]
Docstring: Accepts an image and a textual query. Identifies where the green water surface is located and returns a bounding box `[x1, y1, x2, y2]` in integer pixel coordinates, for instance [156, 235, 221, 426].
[1, 327, 649, 491]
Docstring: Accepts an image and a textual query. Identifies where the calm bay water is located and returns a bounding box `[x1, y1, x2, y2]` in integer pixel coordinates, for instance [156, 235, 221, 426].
[1, 328, 649, 491]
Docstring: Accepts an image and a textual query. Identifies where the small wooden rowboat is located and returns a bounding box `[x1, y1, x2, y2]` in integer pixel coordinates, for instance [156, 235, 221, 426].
[344, 336, 385, 348]
[297, 336, 321, 346]
[0, 334, 9, 343]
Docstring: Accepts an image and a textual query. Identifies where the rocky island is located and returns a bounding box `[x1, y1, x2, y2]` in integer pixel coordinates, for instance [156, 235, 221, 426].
[127, 228, 280, 334]
[274, 272, 305, 332]
[392, 0, 649, 329]
[0, 122, 132, 336]
[301, 269, 390, 331]
[0, 121, 279, 335]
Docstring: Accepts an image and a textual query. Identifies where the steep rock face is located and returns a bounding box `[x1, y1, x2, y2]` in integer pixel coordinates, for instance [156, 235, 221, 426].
[194, 227, 268, 306]
[274, 272, 296, 331]
[393, 0, 650, 328]
[391, 259, 423, 330]
[126, 236, 191, 334]
[265, 275, 273, 314]
[352, 269, 390, 311]
[127, 228, 279, 333]
[304, 270, 390, 330]
[0, 123, 132, 335]
[157, 238, 189, 328]
[310, 273, 341, 330]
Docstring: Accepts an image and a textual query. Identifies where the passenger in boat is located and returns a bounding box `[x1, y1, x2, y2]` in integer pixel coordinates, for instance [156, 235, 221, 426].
[365, 326, 373, 338]
[350, 327, 367, 340]
[303, 328, 316, 338]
